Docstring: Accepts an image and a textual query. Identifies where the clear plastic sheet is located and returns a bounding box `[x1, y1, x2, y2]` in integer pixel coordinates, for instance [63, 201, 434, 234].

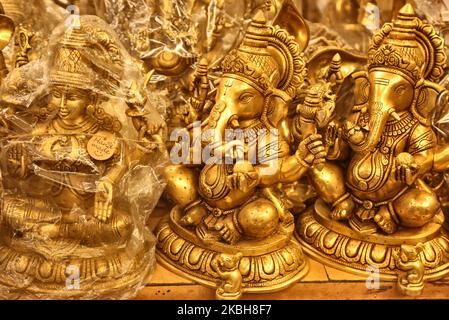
[0, 15, 167, 299]
[1, 0, 67, 70]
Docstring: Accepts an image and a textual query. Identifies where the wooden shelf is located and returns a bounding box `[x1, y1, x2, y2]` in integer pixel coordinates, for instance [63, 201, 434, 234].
[137, 262, 449, 300]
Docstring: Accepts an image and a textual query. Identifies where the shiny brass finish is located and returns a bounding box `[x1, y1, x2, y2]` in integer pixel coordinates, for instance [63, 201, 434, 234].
[0, 17, 161, 299]
[394, 243, 426, 296]
[295, 4, 449, 294]
[0, 3, 14, 84]
[156, 8, 321, 299]
[0, 12, 13, 50]
[14, 24, 33, 68]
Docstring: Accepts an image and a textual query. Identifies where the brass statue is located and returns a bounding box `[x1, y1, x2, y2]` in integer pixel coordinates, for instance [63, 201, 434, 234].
[155, 8, 324, 298]
[393, 243, 425, 296]
[211, 252, 243, 300]
[0, 16, 163, 299]
[14, 24, 34, 68]
[0, 3, 14, 84]
[296, 4, 449, 292]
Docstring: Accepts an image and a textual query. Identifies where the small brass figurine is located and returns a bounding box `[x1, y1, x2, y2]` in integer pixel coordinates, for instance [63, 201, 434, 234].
[14, 24, 34, 68]
[211, 252, 243, 300]
[0, 17, 162, 299]
[156, 9, 323, 298]
[393, 243, 425, 296]
[296, 4, 449, 292]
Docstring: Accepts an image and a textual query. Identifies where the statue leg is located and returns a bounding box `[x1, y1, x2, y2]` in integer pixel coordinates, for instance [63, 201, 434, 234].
[262, 187, 294, 234]
[394, 186, 440, 228]
[164, 164, 206, 226]
[215, 198, 279, 244]
[375, 181, 441, 234]
[1, 196, 61, 232]
[307, 162, 355, 220]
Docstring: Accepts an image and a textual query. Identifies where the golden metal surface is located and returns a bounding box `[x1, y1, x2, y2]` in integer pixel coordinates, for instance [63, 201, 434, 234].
[0, 16, 162, 299]
[156, 6, 322, 299]
[1, 0, 449, 300]
[295, 4, 449, 295]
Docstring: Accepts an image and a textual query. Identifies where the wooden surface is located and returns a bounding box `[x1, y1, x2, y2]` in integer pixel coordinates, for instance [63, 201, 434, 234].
[138, 206, 449, 300]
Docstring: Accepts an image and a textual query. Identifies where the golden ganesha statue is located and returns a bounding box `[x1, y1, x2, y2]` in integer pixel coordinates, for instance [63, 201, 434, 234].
[155, 8, 327, 298]
[296, 4, 449, 296]
[0, 16, 165, 299]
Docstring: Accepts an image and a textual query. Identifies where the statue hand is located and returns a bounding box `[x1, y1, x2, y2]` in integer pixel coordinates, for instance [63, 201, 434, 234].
[138, 123, 165, 153]
[38, 224, 60, 239]
[297, 134, 326, 169]
[226, 171, 259, 193]
[126, 81, 147, 109]
[395, 153, 418, 186]
[7, 143, 28, 178]
[325, 121, 340, 148]
[95, 178, 113, 222]
[343, 121, 365, 146]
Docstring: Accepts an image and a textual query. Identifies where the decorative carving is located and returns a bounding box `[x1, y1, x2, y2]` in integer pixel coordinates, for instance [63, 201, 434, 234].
[157, 7, 315, 299]
[211, 252, 243, 300]
[295, 4, 449, 296]
[393, 243, 425, 296]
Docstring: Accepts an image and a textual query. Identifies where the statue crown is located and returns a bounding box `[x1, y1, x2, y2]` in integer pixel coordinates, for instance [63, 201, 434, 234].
[368, 4, 446, 83]
[221, 9, 306, 97]
[49, 16, 124, 95]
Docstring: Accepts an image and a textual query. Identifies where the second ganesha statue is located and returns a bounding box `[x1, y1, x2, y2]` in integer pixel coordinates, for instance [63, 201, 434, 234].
[296, 4, 449, 295]
[155, 9, 326, 298]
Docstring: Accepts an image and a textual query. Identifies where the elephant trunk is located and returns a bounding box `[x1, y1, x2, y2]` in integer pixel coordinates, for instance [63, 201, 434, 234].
[351, 101, 395, 154]
[208, 100, 239, 161]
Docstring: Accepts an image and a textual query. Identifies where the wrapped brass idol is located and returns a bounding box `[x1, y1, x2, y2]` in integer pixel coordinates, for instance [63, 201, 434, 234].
[295, 4, 449, 296]
[0, 16, 166, 299]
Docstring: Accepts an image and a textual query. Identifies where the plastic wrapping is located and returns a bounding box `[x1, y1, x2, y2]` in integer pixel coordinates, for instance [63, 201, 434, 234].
[0, 15, 167, 299]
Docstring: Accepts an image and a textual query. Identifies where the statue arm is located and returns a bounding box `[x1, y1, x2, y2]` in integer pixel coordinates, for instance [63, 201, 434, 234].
[326, 111, 360, 161]
[100, 139, 129, 185]
[408, 125, 436, 175]
[433, 144, 449, 172]
[256, 153, 309, 186]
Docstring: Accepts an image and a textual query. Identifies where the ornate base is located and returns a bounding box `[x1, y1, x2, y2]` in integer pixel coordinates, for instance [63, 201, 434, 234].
[295, 199, 449, 281]
[155, 206, 309, 296]
[0, 229, 155, 299]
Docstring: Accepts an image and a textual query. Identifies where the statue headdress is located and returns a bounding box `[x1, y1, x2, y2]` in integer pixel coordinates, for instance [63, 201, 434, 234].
[368, 4, 446, 84]
[49, 16, 124, 96]
[221, 10, 306, 98]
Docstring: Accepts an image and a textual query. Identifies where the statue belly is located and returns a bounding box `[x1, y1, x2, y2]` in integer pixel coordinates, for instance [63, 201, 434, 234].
[347, 153, 405, 203]
[204, 188, 256, 211]
[199, 164, 256, 210]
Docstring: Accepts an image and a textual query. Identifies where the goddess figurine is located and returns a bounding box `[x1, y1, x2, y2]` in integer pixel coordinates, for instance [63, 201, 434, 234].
[155, 8, 324, 299]
[0, 17, 162, 299]
[296, 4, 449, 292]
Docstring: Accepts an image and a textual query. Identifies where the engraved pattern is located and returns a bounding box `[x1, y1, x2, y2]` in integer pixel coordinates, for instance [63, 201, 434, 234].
[297, 209, 449, 278]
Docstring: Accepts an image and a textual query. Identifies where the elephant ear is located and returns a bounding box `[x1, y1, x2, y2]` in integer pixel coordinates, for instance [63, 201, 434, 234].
[351, 71, 370, 108]
[265, 89, 291, 128]
[412, 81, 445, 126]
